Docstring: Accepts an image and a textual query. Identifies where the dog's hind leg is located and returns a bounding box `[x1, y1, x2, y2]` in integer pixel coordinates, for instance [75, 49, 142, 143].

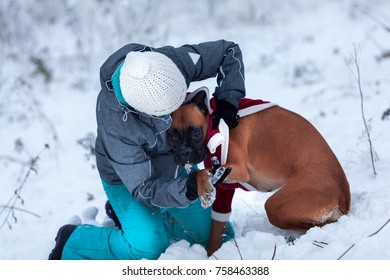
[264, 176, 349, 231]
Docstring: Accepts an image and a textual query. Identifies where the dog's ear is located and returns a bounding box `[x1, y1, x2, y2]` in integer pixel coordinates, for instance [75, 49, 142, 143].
[189, 90, 208, 115]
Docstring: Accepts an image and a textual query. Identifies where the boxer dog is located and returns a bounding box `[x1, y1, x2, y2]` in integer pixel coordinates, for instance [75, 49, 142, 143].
[168, 87, 350, 255]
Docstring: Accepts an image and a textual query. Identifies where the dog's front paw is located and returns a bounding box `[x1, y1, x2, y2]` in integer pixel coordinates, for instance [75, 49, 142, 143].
[197, 170, 216, 208]
[197, 166, 233, 208]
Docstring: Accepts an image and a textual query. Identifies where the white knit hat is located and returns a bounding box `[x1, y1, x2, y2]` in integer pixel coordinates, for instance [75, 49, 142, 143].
[119, 51, 187, 116]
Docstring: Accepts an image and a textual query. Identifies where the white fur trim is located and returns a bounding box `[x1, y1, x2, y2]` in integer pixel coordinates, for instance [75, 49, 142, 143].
[206, 119, 229, 164]
[183, 86, 213, 115]
[218, 119, 229, 164]
[207, 133, 225, 154]
[212, 210, 231, 222]
[240, 182, 257, 191]
[238, 103, 277, 117]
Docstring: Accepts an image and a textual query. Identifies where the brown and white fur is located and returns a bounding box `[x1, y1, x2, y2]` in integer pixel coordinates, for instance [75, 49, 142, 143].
[168, 89, 350, 255]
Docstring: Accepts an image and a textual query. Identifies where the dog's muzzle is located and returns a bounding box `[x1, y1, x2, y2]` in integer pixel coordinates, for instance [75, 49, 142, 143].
[173, 144, 207, 166]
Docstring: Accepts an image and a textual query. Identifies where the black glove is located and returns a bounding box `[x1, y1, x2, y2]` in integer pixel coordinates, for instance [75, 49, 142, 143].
[185, 169, 199, 201]
[212, 99, 240, 129]
[210, 156, 232, 186]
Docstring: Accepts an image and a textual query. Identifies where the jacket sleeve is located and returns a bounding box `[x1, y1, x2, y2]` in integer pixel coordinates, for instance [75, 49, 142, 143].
[132, 154, 192, 208]
[156, 40, 246, 107]
[96, 127, 193, 208]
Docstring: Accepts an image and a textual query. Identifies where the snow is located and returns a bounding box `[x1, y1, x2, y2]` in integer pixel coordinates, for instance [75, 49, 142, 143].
[1, 0, 390, 261]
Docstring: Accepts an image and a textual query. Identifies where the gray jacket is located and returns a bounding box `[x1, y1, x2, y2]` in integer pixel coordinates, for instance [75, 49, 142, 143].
[95, 40, 245, 208]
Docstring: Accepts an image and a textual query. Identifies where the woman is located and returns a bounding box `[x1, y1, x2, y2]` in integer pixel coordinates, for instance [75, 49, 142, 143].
[49, 40, 245, 260]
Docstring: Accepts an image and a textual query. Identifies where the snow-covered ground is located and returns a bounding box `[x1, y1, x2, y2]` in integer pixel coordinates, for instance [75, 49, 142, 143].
[1, 0, 390, 260]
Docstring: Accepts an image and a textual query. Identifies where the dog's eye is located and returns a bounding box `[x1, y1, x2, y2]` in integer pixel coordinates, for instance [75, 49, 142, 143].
[190, 127, 203, 142]
[168, 129, 181, 146]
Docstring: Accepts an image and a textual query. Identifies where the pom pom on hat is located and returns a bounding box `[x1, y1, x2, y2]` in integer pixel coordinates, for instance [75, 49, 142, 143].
[120, 51, 187, 116]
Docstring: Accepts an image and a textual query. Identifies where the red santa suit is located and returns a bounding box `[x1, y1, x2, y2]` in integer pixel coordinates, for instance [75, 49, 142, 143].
[204, 96, 276, 222]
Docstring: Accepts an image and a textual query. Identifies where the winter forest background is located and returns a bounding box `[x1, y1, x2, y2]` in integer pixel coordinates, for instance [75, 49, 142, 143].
[1, 0, 390, 260]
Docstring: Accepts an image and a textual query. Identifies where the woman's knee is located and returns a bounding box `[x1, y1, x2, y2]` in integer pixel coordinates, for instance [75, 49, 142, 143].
[130, 233, 169, 259]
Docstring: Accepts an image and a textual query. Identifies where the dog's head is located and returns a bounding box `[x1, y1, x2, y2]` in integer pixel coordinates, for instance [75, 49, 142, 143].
[168, 89, 209, 165]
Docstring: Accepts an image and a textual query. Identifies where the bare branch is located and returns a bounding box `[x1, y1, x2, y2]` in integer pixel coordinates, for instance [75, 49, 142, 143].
[350, 46, 377, 176]
[361, 8, 390, 33]
[0, 144, 49, 229]
[0, 205, 41, 218]
[0, 156, 30, 166]
[337, 217, 390, 259]
[271, 243, 277, 260]
[230, 236, 244, 260]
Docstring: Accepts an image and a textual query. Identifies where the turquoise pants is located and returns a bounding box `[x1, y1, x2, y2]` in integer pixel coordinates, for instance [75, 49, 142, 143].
[62, 182, 213, 259]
